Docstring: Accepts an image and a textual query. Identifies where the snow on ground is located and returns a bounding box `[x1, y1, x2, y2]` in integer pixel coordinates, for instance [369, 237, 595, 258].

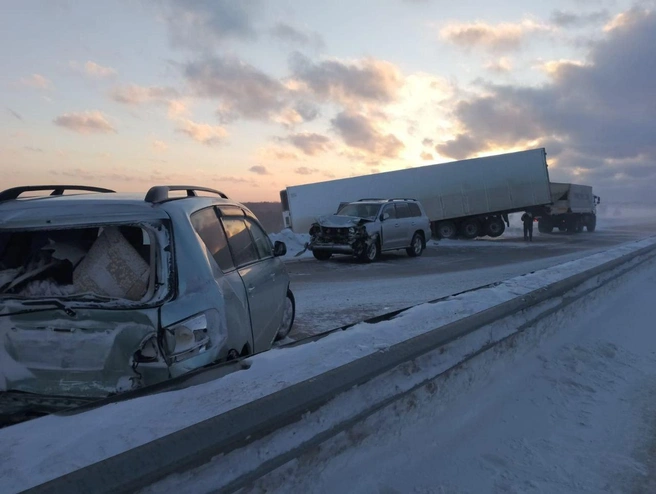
[1, 238, 654, 493]
[247, 253, 656, 494]
[289, 247, 621, 338]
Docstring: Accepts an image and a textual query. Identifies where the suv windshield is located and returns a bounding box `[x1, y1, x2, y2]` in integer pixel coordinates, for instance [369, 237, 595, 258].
[336, 203, 381, 220]
[0, 222, 168, 304]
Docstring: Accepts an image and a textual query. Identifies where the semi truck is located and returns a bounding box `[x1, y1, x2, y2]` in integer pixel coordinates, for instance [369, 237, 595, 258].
[537, 182, 600, 233]
[279, 148, 553, 239]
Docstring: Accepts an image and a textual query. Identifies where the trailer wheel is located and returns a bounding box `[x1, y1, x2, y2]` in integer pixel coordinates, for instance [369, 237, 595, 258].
[436, 221, 457, 239]
[586, 215, 596, 232]
[313, 250, 332, 261]
[485, 217, 505, 238]
[460, 219, 481, 239]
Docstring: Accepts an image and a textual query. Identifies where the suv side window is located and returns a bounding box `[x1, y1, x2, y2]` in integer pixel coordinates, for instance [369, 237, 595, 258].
[382, 204, 396, 219]
[408, 202, 421, 217]
[245, 218, 273, 259]
[395, 202, 411, 219]
[221, 217, 259, 267]
[190, 207, 235, 272]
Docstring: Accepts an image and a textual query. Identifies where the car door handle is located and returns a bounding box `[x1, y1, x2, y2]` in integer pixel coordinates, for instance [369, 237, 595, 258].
[248, 285, 255, 293]
[270, 273, 276, 280]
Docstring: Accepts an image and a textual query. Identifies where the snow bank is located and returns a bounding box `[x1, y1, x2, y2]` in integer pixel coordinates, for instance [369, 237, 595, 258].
[1, 237, 655, 493]
[268, 229, 313, 260]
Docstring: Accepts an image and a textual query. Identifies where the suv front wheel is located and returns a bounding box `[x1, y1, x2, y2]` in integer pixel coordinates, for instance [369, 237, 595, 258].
[359, 240, 380, 263]
[406, 233, 424, 257]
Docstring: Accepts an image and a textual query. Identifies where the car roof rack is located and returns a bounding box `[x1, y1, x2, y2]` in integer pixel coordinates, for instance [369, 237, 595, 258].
[387, 198, 417, 202]
[356, 198, 386, 202]
[145, 185, 228, 204]
[0, 185, 115, 202]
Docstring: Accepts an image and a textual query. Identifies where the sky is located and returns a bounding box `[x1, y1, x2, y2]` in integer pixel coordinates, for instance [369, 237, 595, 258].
[1, 0, 655, 203]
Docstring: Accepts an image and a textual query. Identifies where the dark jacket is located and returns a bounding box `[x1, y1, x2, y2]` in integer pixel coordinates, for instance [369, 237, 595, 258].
[521, 213, 533, 225]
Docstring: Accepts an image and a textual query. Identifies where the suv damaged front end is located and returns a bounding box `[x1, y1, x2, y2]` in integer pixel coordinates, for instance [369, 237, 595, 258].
[308, 215, 376, 257]
[0, 220, 195, 401]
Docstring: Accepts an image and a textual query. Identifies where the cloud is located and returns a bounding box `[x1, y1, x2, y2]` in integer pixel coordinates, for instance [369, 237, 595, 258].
[248, 165, 269, 175]
[279, 132, 332, 156]
[294, 166, 320, 175]
[175, 118, 227, 145]
[167, 99, 189, 118]
[159, 0, 261, 49]
[20, 74, 52, 90]
[152, 140, 169, 152]
[110, 84, 179, 105]
[273, 102, 321, 128]
[331, 111, 405, 158]
[440, 19, 552, 52]
[53, 111, 116, 134]
[422, 138, 434, 147]
[420, 151, 434, 160]
[183, 57, 288, 123]
[24, 146, 44, 153]
[7, 108, 23, 121]
[270, 22, 324, 50]
[289, 53, 403, 109]
[70, 60, 117, 78]
[550, 10, 609, 27]
[436, 8, 656, 200]
[485, 57, 513, 73]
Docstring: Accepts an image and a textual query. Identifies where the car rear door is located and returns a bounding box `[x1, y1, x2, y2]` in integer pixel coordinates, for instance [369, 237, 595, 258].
[220, 212, 285, 353]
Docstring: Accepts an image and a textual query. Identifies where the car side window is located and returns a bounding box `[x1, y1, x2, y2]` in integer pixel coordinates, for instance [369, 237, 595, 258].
[190, 207, 235, 272]
[382, 204, 396, 219]
[245, 218, 273, 259]
[395, 202, 411, 218]
[408, 203, 421, 217]
[221, 217, 259, 267]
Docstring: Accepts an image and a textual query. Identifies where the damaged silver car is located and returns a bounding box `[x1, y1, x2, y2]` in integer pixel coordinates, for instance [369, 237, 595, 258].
[307, 199, 432, 262]
[0, 185, 295, 400]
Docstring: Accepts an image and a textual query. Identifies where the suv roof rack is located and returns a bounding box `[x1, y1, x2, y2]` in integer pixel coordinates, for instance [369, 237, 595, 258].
[356, 198, 386, 202]
[387, 198, 417, 202]
[0, 185, 115, 202]
[145, 185, 228, 204]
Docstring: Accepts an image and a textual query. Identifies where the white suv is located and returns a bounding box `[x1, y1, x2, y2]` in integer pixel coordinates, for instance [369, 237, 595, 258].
[308, 198, 432, 262]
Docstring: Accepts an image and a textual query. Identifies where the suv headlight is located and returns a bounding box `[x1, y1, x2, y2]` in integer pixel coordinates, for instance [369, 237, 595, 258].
[164, 312, 213, 363]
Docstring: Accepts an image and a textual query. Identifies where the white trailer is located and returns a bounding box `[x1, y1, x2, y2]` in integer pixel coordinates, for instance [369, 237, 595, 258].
[280, 148, 553, 239]
[537, 182, 600, 233]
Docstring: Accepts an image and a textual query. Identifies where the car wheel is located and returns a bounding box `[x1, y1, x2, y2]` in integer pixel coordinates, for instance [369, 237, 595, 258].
[275, 290, 296, 341]
[406, 233, 424, 257]
[360, 240, 380, 263]
[313, 250, 332, 261]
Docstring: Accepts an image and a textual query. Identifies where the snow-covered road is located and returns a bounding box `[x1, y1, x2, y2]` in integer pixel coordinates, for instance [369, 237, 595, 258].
[287, 219, 656, 339]
[250, 256, 656, 493]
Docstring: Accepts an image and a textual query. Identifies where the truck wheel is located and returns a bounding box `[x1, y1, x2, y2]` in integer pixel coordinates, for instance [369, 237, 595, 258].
[359, 240, 380, 263]
[485, 217, 505, 238]
[406, 233, 424, 257]
[313, 250, 332, 261]
[586, 215, 596, 232]
[437, 221, 457, 239]
[576, 220, 584, 233]
[460, 219, 481, 239]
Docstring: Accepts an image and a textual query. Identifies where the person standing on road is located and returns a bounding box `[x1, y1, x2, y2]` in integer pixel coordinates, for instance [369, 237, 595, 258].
[521, 212, 534, 242]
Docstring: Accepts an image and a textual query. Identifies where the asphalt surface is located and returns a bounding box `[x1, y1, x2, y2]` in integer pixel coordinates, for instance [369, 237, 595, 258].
[285, 219, 656, 340]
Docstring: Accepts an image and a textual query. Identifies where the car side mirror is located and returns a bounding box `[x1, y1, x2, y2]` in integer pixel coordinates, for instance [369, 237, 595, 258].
[273, 240, 287, 257]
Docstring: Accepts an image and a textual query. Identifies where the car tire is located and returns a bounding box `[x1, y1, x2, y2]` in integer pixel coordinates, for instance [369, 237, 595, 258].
[406, 233, 424, 257]
[313, 250, 332, 261]
[359, 239, 380, 263]
[275, 289, 296, 341]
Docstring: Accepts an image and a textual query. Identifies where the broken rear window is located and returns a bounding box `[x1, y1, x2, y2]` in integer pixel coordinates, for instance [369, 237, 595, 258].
[0, 224, 164, 303]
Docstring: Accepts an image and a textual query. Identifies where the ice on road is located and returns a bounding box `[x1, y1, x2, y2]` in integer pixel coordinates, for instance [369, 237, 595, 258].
[253, 259, 656, 494]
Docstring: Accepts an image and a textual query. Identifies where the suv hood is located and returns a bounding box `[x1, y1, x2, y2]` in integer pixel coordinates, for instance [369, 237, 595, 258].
[315, 215, 372, 228]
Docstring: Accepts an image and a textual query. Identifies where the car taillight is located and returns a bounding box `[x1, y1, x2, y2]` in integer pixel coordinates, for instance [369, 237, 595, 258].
[163, 312, 213, 363]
